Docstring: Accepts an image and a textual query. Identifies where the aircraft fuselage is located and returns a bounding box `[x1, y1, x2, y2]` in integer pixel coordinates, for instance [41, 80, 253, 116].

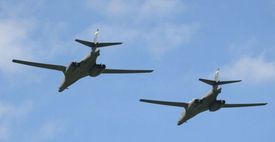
[58, 50, 105, 92]
[178, 85, 224, 125]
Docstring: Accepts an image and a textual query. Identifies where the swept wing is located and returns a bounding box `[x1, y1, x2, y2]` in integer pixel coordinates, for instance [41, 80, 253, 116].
[12, 59, 66, 73]
[222, 103, 267, 108]
[140, 99, 189, 109]
[102, 69, 153, 74]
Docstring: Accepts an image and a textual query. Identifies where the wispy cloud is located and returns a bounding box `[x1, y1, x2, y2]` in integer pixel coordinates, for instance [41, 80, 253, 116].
[0, 100, 33, 141]
[144, 23, 198, 57]
[80, 22, 198, 57]
[222, 38, 275, 83]
[86, 0, 185, 20]
[0, 19, 35, 73]
[0, 0, 44, 18]
[0, 1, 69, 75]
[84, 0, 198, 58]
[31, 120, 66, 142]
[223, 55, 275, 83]
[0, 126, 9, 141]
[0, 0, 40, 74]
[0, 100, 65, 142]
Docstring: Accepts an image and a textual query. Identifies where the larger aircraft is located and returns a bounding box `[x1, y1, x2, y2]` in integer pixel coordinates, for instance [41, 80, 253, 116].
[140, 69, 267, 125]
[13, 30, 153, 92]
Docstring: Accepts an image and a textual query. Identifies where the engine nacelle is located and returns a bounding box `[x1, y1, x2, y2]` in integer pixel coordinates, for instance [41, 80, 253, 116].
[71, 62, 80, 67]
[89, 64, 106, 77]
[66, 62, 80, 73]
[94, 50, 100, 56]
[219, 100, 226, 105]
[96, 64, 106, 69]
[209, 100, 226, 111]
[217, 87, 222, 93]
[194, 99, 202, 104]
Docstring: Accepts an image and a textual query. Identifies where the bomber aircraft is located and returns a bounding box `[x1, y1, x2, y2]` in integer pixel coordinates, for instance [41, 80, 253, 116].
[140, 69, 267, 125]
[13, 30, 153, 92]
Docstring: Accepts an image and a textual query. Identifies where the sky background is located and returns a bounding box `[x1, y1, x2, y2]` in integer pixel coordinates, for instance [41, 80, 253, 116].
[0, 0, 275, 142]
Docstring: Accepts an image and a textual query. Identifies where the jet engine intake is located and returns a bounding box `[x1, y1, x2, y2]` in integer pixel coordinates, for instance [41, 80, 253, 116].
[96, 64, 106, 69]
[209, 100, 226, 111]
[70, 62, 80, 68]
[89, 64, 106, 77]
[194, 99, 202, 104]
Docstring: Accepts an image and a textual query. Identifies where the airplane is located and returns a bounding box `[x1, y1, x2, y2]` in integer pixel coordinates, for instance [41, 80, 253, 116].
[140, 69, 267, 125]
[12, 29, 153, 92]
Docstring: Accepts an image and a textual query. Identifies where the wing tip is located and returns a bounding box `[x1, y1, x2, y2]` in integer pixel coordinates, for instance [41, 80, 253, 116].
[140, 99, 146, 102]
[146, 70, 154, 73]
[254, 103, 268, 106]
[12, 59, 21, 63]
[140, 99, 153, 103]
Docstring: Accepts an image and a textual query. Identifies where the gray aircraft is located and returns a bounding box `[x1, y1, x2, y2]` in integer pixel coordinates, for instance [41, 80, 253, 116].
[12, 30, 153, 92]
[140, 69, 267, 125]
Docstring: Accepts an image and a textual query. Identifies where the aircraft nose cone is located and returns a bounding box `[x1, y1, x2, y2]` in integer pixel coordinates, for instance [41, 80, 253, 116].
[58, 88, 64, 92]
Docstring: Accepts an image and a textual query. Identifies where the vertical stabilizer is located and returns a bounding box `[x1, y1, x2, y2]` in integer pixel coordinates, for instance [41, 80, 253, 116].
[75, 29, 122, 49]
[214, 68, 220, 82]
[93, 29, 99, 45]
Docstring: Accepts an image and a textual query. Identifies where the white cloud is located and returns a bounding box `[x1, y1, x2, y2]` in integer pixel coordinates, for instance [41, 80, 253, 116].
[0, 101, 33, 119]
[0, 0, 44, 18]
[223, 55, 275, 83]
[79, 22, 198, 58]
[86, 0, 185, 20]
[0, 19, 35, 73]
[31, 120, 65, 142]
[0, 1, 69, 75]
[0, 0, 39, 74]
[0, 126, 9, 141]
[139, 0, 185, 18]
[0, 101, 33, 141]
[82, 0, 197, 58]
[145, 23, 198, 57]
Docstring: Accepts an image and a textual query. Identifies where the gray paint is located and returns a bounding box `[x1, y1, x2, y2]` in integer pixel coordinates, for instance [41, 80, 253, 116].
[12, 37, 153, 92]
[140, 70, 267, 125]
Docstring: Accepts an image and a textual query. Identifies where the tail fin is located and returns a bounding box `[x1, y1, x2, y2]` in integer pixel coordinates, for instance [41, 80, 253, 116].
[214, 68, 220, 82]
[199, 69, 241, 86]
[93, 29, 99, 44]
[75, 29, 122, 51]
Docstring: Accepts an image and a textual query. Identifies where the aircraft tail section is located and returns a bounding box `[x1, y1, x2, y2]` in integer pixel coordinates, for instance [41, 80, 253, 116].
[199, 68, 241, 86]
[75, 39, 122, 48]
[199, 78, 241, 86]
[75, 29, 122, 50]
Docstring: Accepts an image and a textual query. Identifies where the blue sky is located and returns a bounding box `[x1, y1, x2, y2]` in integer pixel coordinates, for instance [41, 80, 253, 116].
[0, 0, 274, 141]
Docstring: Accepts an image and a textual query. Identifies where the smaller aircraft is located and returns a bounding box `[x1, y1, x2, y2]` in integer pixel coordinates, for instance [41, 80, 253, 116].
[140, 69, 267, 125]
[13, 29, 153, 92]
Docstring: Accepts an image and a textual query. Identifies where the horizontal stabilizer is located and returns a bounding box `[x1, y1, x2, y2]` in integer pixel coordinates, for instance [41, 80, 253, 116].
[199, 78, 241, 86]
[140, 99, 189, 109]
[12, 59, 66, 73]
[75, 39, 122, 48]
[102, 69, 153, 74]
[222, 103, 267, 108]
